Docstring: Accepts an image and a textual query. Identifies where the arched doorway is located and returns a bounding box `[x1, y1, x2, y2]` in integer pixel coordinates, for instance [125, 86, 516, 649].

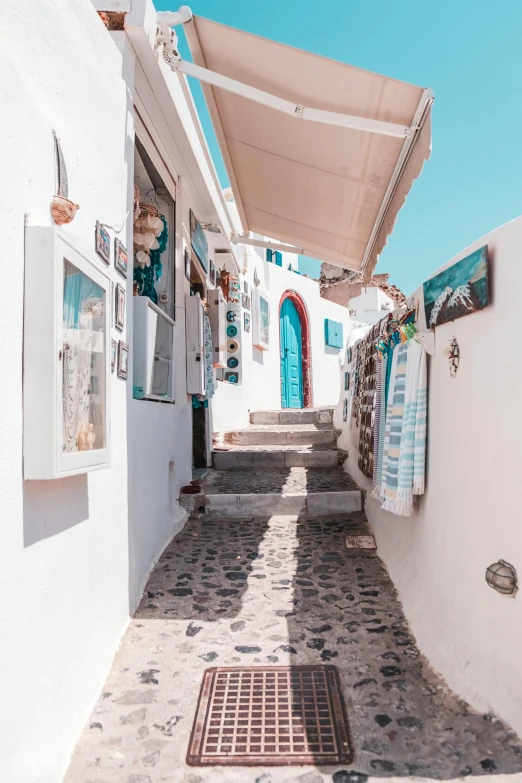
[279, 291, 312, 408]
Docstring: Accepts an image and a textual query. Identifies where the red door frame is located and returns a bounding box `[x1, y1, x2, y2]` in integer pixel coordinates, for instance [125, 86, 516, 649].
[278, 290, 312, 408]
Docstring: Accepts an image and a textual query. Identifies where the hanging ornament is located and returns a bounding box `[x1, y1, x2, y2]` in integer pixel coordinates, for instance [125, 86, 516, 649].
[135, 250, 150, 268]
[133, 215, 168, 304]
[444, 337, 460, 377]
[141, 232, 156, 251]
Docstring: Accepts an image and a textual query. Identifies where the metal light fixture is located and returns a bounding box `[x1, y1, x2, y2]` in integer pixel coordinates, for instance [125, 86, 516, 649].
[486, 560, 518, 596]
[201, 223, 222, 233]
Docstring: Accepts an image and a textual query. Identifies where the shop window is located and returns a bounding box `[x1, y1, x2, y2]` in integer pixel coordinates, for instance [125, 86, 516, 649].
[24, 228, 111, 478]
[133, 297, 174, 402]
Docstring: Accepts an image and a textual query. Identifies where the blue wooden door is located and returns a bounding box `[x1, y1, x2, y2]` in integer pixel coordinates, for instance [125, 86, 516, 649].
[280, 298, 303, 408]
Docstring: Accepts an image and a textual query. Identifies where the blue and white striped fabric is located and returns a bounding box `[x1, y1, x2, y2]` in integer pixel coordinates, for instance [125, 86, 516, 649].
[381, 339, 427, 516]
[380, 345, 408, 510]
[412, 344, 427, 497]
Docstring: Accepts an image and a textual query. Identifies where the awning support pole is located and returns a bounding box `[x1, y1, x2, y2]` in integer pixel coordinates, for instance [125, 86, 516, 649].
[157, 9, 412, 139]
[360, 87, 434, 279]
[175, 61, 411, 139]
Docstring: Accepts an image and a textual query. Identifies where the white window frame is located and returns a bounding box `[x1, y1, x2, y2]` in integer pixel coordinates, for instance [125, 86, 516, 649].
[133, 296, 175, 403]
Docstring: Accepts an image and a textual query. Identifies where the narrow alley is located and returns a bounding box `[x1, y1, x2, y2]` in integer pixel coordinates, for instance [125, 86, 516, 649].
[5, 2, 522, 780]
[66, 410, 522, 782]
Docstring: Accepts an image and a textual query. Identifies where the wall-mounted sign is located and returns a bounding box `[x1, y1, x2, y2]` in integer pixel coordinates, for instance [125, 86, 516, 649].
[189, 209, 208, 272]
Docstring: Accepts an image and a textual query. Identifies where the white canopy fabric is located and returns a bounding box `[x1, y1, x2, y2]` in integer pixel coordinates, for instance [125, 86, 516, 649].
[183, 16, 433, 281]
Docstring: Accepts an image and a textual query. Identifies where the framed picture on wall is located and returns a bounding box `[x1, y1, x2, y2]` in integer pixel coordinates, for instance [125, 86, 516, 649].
[115, 283, 125, 332]
[252, 288, 270, 350]
[111, 281, 115, 327]
[111, 338, 117, 373]
[95, 221, 111, 264]
[114, 238, 128, 278]
[209, 261, 216, 286]
[117, 341, 129, 379]
[184, 247, 191, 281]
[244, 311, 251, 332]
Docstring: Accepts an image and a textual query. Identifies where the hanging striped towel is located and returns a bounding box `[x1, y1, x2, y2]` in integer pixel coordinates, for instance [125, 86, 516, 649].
[372, 354, 387, 496]
[388, 339, 427, 516]
[413, 343, 427, 497]
[380, 344, 408, 511]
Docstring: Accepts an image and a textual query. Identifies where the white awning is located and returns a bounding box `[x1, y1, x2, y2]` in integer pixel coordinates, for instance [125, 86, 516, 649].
[182, 15, 433, 282]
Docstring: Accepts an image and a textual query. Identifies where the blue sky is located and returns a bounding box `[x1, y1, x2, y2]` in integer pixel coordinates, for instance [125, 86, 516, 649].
[166, 0, 522, 294]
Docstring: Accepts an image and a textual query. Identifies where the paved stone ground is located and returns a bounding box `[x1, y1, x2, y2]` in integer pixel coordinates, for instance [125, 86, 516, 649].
[66, 514, 522, 783]
[201, 468, 358, 495]
[215, 444, 337, 452]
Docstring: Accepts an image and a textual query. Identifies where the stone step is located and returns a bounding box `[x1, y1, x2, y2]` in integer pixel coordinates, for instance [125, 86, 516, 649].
[250, 408, 334, 426]
[180, 489, 362, 518]
[213, 447, 338, 469]
[224, 424, 336, 447]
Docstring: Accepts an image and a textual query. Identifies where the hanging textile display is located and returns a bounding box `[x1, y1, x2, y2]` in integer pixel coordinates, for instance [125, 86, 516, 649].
[372, 355, 386, 491]
[379, 343, 408, 511]
[354, 319, 383, 478]
[377, 337, 427, 516]
[357, 338, 377, 478]
[348, 304, 427, 513]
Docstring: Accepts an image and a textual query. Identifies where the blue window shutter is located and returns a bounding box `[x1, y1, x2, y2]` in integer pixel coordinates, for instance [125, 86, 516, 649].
[275, 251, 283, 266]
[266, 249, 273, 263]
[324, 319, 343, 348]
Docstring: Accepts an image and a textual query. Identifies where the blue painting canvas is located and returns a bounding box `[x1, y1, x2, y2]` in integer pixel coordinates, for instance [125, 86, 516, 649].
[423, 245, 489, 328]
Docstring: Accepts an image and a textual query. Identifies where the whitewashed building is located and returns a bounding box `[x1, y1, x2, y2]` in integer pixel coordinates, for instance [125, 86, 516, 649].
[335, 216, 522, 740]
[1, 1, 385, 780]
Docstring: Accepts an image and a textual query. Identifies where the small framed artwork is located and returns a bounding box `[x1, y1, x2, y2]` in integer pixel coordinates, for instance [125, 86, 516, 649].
[114, 238, 128, 278]
[110, 281, 114, 327]
[209, 261, 216, 286]
[244, 280, 249, 295]
[115, 282, 125, 332]
[95, 221, 110, 264]
[246, 295, 251, 311]
[111, 339, 117, 373]
[241, 293, 251, 310]
[344, 371, 350, 391]
[244, 311, 251, 332]
[184, 247, 191, 281]
[117, 341, 129, 379]
[252, 288, 269, 350]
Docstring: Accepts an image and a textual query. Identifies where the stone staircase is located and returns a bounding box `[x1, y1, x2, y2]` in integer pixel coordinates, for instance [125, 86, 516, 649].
[213, 408, 339, 469]
[181, 407, 364, 521]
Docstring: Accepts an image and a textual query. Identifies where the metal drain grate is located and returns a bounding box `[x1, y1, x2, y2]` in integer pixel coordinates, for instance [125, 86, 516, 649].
[187, 665, 353, 766]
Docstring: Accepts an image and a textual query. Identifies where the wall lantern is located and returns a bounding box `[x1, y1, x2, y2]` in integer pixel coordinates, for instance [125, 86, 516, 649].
[486, 560, 518, 596]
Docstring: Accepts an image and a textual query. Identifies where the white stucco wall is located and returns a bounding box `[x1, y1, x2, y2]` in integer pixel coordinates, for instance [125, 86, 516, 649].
[0, 1, 237, 778]
[337, 216, 522, 737]
[211, 238, 354, 434]
[0, 5, 132, 782]
[349, 287, 395, 326]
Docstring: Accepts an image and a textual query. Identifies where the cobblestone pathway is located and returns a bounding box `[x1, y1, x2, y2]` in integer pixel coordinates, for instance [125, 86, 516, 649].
[66, 513, 522, 783]
[201, 467, 358, 494]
